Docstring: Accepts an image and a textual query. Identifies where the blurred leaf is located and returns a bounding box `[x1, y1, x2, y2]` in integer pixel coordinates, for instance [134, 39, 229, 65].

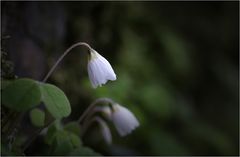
[45, 120, 62, 145]
[64, 122, 81, 136]
[2, 78, 41, 111]
[40, 83, 71, 119]
[30, 108, 45, 127]
[52, 137, 72, 155]
[69, 146, 101, 156]
[52, 130, 82, 155]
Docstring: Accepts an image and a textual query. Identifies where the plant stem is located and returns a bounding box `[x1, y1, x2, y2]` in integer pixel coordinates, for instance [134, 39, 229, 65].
[77, 97, 114, 124]
[80, 116, 104, 137]
[22, 42, 91, 152]
[43, 42, 91, 82]
[22, 118, 53, 151]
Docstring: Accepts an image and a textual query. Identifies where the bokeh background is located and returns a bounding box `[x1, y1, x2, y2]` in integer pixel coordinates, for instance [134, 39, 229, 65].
[1, 1, 239, 156]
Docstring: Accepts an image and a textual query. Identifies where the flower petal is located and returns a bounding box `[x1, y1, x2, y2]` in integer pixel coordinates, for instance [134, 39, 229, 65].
[111, 104, 139, 136]
[87, 49, 117, 88]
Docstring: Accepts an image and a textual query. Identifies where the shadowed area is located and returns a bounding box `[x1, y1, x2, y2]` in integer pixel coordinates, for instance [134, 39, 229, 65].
[1, 1, 239, 156]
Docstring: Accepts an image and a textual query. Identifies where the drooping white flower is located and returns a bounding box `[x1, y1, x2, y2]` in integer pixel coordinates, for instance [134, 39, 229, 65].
[88, 48, 116, 88]
[93, 106, 112, 120]
[111, 104, 139, 137]
[95, 116, 112, 144]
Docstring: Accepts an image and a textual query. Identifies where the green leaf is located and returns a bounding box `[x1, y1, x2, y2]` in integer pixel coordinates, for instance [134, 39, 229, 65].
[40, 83, 71, 119]
[69, 133, 82, 147]
[2, 78, 41, 111]
[44, 120, 62, 145]
[52, 130, 82, 155]
[69, 146, 101, 156]
[29, 108, 45, 127]
[64, 122, 81, 136]
[52, 136, 72, 155]
[55, 130, 82, 148]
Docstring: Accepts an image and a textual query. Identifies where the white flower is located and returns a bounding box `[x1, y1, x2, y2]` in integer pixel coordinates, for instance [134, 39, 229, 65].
[111, 104, 139, 137]
[88, 49, 116, 88]
[95, 117, 112, 144]
[93, 106, 112, 120]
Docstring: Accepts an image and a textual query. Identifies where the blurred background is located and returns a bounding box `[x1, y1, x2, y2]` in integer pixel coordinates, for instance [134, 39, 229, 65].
[1, 1, 239, 156]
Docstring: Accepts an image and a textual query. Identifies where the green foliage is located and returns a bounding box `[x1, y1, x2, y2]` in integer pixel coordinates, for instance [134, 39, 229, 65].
[40, 83, 71, 119]
[64, 122, 81, 136]
[1, 78, 72, 120]
[43, 120, 100, 156]
[2, 78, 41, 111]
[30, 108, 45, 127]
[1, 1, 238, 156]
[51, 130, 81, 155]
[45, 120, 62, 145]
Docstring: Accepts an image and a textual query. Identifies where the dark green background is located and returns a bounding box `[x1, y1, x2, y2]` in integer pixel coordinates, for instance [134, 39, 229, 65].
[2, 1, 239, 155]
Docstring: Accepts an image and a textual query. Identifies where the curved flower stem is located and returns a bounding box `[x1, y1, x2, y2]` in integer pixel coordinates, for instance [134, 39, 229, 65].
[80, 116, 105, 137]
[77, 98, 114, 124]
[22, 42, 91, 152]
[43, 42, 91, 82]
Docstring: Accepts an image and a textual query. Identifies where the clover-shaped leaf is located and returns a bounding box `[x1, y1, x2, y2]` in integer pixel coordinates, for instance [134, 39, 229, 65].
[40, 83, 71, 119]
[2, 78, 41, 111]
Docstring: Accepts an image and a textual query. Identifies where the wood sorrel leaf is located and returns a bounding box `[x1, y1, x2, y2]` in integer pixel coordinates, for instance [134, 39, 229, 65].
[52, 130, 82, 155]
[30, 108, 45, 127]
[44, 120, 62, 145]
[40, 83, 71, 119]
[2, 78, 41, 111]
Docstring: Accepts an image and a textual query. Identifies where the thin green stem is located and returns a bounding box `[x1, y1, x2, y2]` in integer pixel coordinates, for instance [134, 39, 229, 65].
[43, 42, 91, 82]
[23, 42, 91, 152]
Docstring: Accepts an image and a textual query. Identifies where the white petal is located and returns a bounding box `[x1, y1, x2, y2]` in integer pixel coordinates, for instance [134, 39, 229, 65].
[88, 61, 98, 88]
[94, 59, 108, 84]
[111, 104, 139, 136]
[87, 49, 117, 88]
[97, 54, 116, 81]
